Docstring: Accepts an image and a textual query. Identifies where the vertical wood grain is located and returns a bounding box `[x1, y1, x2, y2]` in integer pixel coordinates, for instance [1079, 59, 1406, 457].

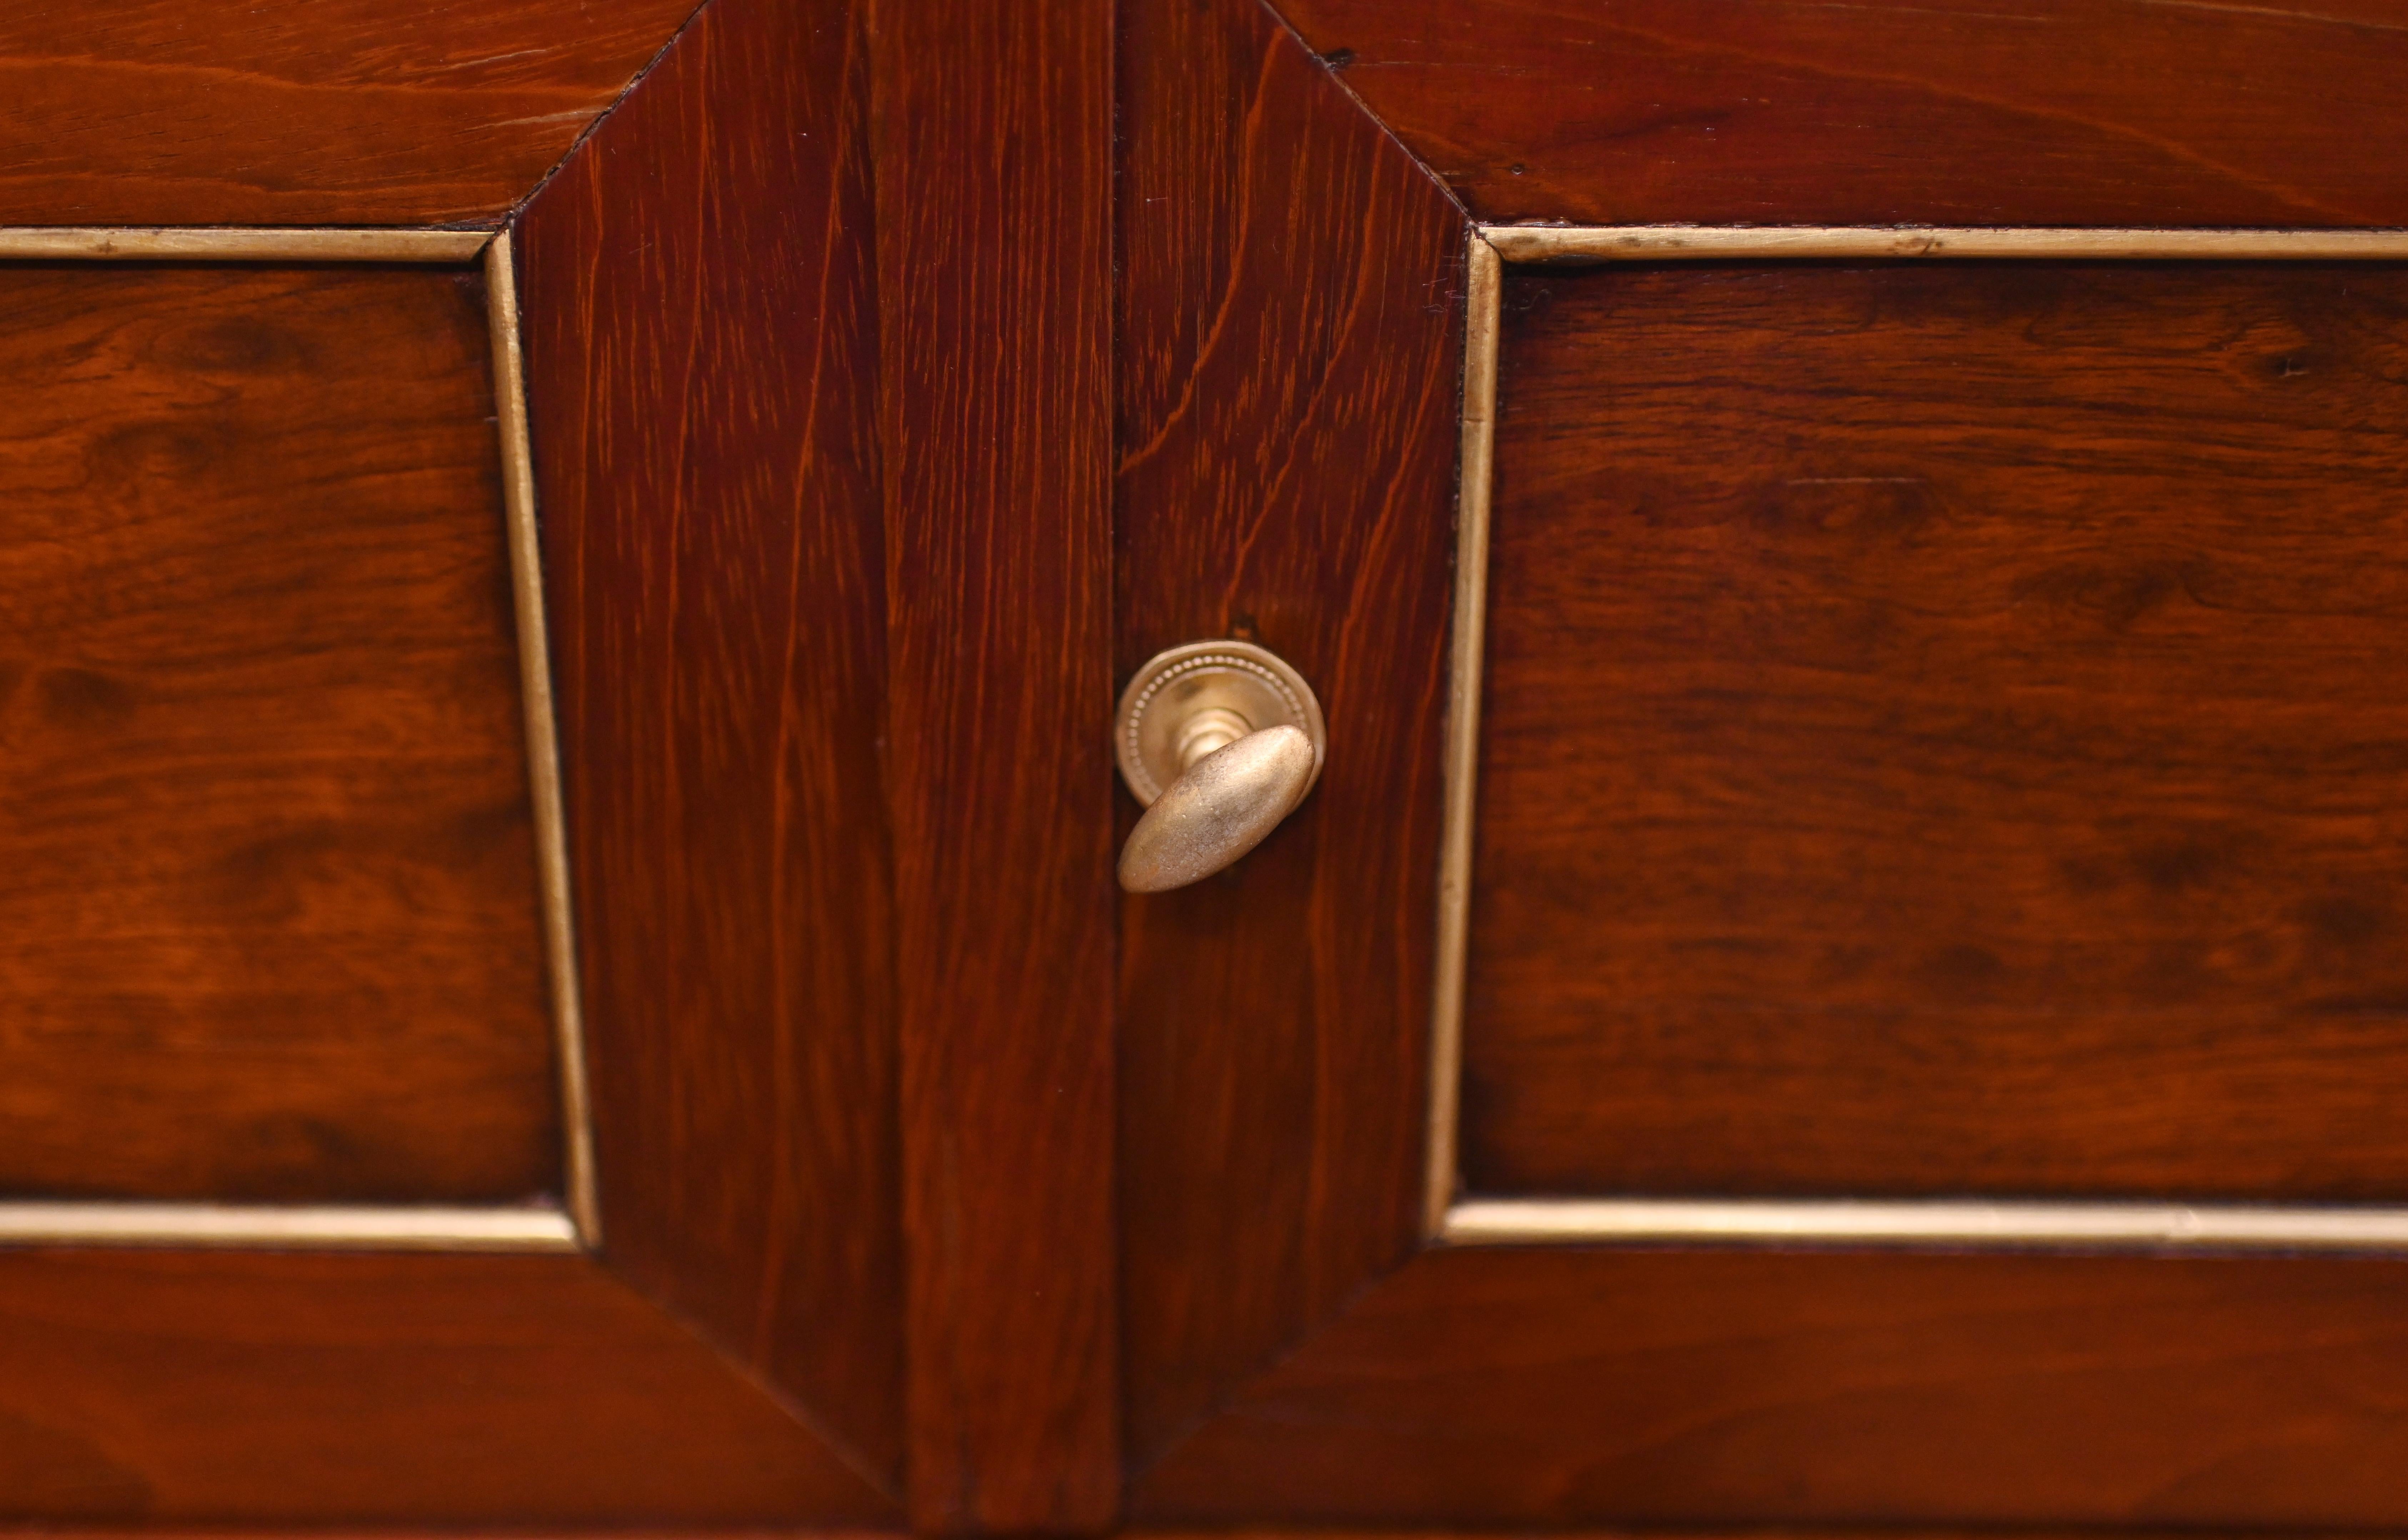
[517, 0, 903, 1498]
[872, 0, 1120, 1527]
[1115, 0, 1466, 1471]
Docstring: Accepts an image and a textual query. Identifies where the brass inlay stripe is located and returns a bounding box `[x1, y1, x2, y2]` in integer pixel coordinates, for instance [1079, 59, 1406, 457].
[486, 231, 602, 1248]
[1430, 224, 2408, 1249]
[1484, 224, 2408, 264]
[0, 1202, 577, 1252]
[0, 226, 490, 262]
[1446, 1198, 2408, 1252]
[1425, 231, 1503, 1239]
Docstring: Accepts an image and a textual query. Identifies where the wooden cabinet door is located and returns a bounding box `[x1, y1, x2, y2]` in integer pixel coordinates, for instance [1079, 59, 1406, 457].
[1110, 0, 2408, 1530]
[17, 0, 2408, 1530]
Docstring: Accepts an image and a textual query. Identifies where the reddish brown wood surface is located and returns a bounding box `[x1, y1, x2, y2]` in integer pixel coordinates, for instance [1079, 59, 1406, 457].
[1116, 0, 1464, 1471]
[1137, 1246, 2408, 1526]
[0, 262, 555, 1205]
[1464, 260, 2408, 1201]
[873, 0, 1119, 1526]
[517, 0, 899, 1497]
[0, 0, 699, 225]
[0, 1250, 886, 1524]
[1273, 0, 2408, 227]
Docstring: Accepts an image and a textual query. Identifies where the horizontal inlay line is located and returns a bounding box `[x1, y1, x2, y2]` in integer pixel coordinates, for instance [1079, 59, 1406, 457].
[1481, 225, 2408, 263]
[0, 1202, 580, 1252]
[1444, 1198, 2408, 1252]
[0, 228, 492, 262]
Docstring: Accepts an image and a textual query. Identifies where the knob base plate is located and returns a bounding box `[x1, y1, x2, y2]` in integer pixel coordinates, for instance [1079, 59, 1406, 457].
[1114, 640, 1327, 808]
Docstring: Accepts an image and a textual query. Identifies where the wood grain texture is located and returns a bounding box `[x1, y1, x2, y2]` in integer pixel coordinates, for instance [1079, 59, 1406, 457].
[0, 0, 699, 225]
[0, 263, 556, 1205]
[1136, 1246, 2408, 1526]
[1116, 0, 1464, 1471]
[1271, 0, 2408, 227]
[0, 1250, 887, 1524]
[517, 0, 900, 1498]
[1463, 260, 2408, 1201]
[873, 0, 1119, 1526]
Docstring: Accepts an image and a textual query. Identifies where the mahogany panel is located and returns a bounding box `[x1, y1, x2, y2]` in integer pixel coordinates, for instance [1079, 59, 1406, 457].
[517, 0, 900, 1494]
[1272, 0, 2408, 227]
[1137, 1246, 2408, 1526]
[1461, 260, 2408, 1201]
[1116, 0, 1464, 1466]
[873, 0, 1119, 1527]
[0, 1250, 886, 1524]
[0, 262, 555, 1205]
[0, 0, 698, 225]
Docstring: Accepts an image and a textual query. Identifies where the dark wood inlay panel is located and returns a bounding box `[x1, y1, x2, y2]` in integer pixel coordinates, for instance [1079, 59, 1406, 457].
[0, 0, 697, 225]
[875, 1, 1120, 1527]
[1137, 1246, 2408, 1527]
[1273, 0, 2408, 228]
[1116, 0, 1465, 1468]
[0, 262, 556, 1204]
[518, 0, 903, 1493]
[0, 1251, 886, 1523]
[1467, 260, 2408, 1200]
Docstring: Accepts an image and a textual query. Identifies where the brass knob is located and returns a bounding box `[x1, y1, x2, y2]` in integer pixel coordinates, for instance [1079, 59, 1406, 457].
[1114, 641, 1326, 892]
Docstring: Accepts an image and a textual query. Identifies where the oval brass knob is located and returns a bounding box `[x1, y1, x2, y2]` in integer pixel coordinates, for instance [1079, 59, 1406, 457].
[1118, 725, 1315, 892]
[1113, 640, 1327, 893]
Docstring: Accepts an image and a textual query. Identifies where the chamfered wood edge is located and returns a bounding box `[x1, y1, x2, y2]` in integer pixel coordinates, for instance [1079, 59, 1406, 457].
[1481, 224, 2408, 262]
[1426, 222, 2408, 1249]
[0, 224, 597, 1255]
[0, 227, 493, 261]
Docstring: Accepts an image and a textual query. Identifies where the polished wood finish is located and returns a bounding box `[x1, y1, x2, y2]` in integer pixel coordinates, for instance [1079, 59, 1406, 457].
[0, 262, 555, 1205]
[873, 1, 1120, 1528]
[1115, 0, 1465, 1469]
[517, 0, 900, 1495]
[0, 0, 697, 226]
[0, 1251, 886, 1523]
[1273, 0, 2408, 228]
[1463, 260, 2408, 1202]
[1138, 1247, 2408, 1527]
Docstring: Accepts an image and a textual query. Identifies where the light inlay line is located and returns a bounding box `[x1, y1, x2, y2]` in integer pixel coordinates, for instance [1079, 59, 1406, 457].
[1481, 224, 2408, 264]
[0, 1202, 579, 1252]
[0, 227, 491, 262]
[486, 230, 602, 1248]
[1426, 232, 1503, 1238]
[1445, 1199, 2408, 1252]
